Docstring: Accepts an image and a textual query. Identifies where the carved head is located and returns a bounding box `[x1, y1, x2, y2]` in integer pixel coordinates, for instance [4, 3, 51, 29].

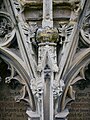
[36, 27, 59, 43]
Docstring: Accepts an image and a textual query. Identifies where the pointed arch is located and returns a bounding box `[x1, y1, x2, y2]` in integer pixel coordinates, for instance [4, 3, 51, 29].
[0, 46, 36, 111]
[60, 48, 90, 111]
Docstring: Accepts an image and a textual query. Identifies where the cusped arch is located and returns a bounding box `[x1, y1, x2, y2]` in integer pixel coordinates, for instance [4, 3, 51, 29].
[59, 48, 90, 111]
[0, 46, 36, 111]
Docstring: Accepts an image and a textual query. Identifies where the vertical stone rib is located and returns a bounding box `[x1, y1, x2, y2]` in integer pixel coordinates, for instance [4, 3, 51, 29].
[43, 76, 50, 120]
[42, 0, 53, 27]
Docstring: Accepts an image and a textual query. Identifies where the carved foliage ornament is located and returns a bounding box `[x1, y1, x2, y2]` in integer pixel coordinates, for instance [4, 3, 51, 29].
[0, 0, 89, 120]
[59, 0, 90, 115]
[0, 12, 15, 47]
[80, 13, 90, 46]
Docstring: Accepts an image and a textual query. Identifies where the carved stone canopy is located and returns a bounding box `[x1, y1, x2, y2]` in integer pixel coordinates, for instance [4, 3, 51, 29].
[0, 0, 89, 120]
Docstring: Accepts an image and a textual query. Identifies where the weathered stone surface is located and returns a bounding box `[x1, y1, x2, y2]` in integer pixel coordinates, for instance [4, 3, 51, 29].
[0, 0, 90, 120]
[67, 85, 90, 120]
[0, 80, 27, 120]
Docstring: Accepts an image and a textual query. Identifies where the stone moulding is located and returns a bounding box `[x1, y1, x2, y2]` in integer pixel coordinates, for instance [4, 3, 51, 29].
[0, 0, 90, 120]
